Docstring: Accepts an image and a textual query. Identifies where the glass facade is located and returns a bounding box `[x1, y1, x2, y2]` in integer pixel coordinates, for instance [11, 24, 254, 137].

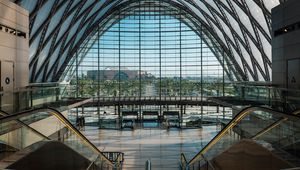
[15, 0, 281, 83]
[62, 7, 229, 100]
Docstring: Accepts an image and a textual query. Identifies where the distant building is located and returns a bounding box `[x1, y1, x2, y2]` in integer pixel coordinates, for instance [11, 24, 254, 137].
[87, 67, 152, 81]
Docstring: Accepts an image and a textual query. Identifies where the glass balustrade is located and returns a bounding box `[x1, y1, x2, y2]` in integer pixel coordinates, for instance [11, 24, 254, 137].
[182, 107, 300, 170]
[0, 108, 118, 169]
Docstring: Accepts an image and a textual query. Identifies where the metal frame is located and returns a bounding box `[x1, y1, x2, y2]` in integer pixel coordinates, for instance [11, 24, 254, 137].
[13, 0, 279, 82]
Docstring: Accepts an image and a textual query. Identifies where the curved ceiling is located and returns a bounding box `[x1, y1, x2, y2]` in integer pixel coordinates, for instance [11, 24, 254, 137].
[14, 0, 281, 82]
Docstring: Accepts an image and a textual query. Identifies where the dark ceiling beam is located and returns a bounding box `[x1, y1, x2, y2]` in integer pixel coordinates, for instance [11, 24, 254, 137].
[54, 0, 245, 82]
[13, 0, 275, 82]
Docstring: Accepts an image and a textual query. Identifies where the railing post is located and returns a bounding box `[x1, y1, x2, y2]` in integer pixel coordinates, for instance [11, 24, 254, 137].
[145, 160, 151, 170]
[56, 86, 60, 102]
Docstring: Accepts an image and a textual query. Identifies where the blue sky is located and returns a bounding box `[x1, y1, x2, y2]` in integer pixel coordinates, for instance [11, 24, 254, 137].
[74, 14, 225, 79]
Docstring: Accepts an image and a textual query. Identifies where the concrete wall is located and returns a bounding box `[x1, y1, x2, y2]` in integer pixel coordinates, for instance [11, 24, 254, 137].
[272, 0, 300, 89]
[0, 0, 29, 90]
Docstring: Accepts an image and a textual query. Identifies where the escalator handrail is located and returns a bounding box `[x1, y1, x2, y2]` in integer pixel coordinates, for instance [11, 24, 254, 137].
[0, 109, 9, 115]
[180, 153, 188, 169]
[0, 107, 114, 167]
[188, 106, 300, 165]
[292, 109, 300, 116]
[0, 109, 51, 140]
[252, 107, 300, 140]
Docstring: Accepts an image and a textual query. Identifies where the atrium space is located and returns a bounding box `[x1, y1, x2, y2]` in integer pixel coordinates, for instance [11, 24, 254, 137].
[0, 0, 300, 170]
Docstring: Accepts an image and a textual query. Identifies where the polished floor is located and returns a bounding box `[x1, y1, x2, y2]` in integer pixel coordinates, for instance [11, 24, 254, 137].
[82, 125, 221, 170]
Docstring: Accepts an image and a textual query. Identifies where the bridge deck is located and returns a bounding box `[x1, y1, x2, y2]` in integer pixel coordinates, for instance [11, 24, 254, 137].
[83, 96, 220, 106]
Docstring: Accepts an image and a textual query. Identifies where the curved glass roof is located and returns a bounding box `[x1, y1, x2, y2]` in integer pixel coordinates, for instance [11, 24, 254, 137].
[14, 0, 280, 82]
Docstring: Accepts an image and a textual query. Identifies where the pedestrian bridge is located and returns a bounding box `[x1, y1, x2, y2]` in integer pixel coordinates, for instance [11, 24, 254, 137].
[84, 96, 217, 106]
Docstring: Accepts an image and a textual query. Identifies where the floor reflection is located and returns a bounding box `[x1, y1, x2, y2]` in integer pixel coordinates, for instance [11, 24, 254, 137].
[82, 125, 221, 170]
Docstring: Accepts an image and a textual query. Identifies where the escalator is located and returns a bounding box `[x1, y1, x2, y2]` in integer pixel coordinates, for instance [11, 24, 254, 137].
[181, 106, 300, 170]
[0, 107, 123, 170]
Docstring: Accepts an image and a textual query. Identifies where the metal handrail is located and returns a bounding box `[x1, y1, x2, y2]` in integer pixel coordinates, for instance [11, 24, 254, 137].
[252, 108, 300, 139]
[102, 151, 124, 168]
[187, 106, 300, 165]
[0, 109, 9, 116]
[0, 85, 60, 94]
[0, 107, 115, 167]
[115, 152, 124, 167]
[280, 168, 300, 170]
[232, 82, 300, 93]
[86, 154, 101, 170]
[180, 153, 188, 169]
[0, 109, 50, 140]
[201, 154, 215, 170]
